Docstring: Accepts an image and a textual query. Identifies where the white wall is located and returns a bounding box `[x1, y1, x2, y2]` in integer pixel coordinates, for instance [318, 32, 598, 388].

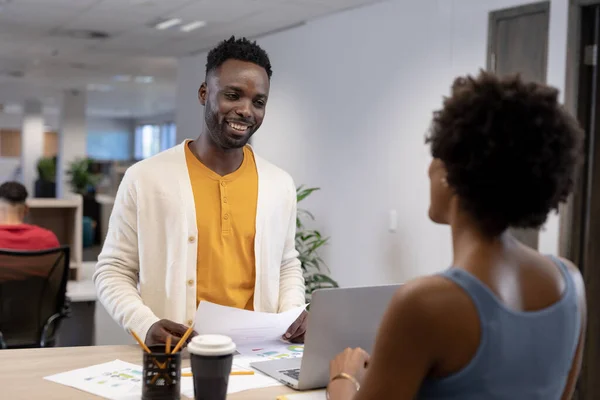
[176, 0, 570, 287]
[0, 113, 133, 134]
[0, 111, 60, 131]
[57, 91, 87, 197]
[20, 100, 44, 195]
[135, 112, 175, 126]
[0, 112, 26, 130]
[176, 59, 204, 144]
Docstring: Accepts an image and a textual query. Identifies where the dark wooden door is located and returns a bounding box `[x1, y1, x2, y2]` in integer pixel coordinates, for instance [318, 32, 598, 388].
[487, 1, 550, 249]
[570, 4, 600, 399]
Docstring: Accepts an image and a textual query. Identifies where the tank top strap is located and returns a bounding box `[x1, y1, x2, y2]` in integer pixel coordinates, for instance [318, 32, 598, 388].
[437, 268, 500, 317]
[438, 256, 578, 329]
[546, 255, 581, 354]
[546, 255, 576, 297]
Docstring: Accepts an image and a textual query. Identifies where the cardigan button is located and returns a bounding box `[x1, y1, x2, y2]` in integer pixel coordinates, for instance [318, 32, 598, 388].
[187, 279, 194, 286]
[187, 319, 193, 326]
[188, 236, 196, 243]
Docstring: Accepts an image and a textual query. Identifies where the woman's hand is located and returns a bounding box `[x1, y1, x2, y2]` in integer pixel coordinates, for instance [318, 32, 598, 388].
[330, 347, 370, 384]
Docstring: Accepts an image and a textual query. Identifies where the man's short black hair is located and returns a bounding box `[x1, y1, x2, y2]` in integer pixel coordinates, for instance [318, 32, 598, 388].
[426, 71, 584, 236]
[205, 36, 272, 79]
[0, 181, 28, 205]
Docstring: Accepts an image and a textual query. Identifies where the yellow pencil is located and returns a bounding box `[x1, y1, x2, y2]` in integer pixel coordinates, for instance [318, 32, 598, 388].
[171, 325, 194, 354]
[231, 371, 255, 376]
[165, 336, 171, 355]
[129, 330, 151, 354]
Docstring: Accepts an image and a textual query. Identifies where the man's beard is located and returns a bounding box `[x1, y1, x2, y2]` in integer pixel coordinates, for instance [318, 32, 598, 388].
[205, 106, 254, 150]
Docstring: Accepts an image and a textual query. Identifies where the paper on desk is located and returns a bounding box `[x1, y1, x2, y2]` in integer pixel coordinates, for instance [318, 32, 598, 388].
[194, 301, 306, 345]
[276, 391, 326, 400]
[45, 358, 280, 399]
[43, 359, 143, 400]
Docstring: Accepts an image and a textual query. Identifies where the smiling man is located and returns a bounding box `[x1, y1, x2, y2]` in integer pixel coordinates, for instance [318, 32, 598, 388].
[94, 36, 307, 346]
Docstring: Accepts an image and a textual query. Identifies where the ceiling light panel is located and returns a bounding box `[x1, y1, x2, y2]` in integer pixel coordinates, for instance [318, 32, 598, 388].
[154, 18, 181, 30]
[180, 20, 206, 32]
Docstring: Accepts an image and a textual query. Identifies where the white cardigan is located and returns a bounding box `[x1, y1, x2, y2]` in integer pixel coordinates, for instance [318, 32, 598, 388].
[93, 142, 306, 341]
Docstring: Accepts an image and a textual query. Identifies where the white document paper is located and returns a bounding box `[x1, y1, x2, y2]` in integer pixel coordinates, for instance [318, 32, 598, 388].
[278, 391, 327, 400]
[44, 359, 143, 400]
[46, 358, 281, 399]
[194, 301, 306, 345]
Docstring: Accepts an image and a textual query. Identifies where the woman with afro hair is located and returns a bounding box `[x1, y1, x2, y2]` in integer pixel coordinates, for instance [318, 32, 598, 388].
[325, 71, 586, 400]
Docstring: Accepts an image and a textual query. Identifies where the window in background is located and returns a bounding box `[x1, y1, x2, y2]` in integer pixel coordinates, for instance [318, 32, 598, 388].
[134, 122, 177, 160]
[87, 131, 131, 161]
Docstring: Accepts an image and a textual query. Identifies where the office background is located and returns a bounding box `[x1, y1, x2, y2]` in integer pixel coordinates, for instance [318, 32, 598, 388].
[0, 0, 586, 373]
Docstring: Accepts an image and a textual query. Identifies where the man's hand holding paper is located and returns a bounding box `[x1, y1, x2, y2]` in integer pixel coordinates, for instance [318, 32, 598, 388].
[284, 310, 309, 343]
[194, 301, 307, 346]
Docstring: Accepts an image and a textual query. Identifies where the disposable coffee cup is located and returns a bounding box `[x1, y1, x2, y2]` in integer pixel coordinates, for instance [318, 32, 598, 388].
[187, 335, 236, 400]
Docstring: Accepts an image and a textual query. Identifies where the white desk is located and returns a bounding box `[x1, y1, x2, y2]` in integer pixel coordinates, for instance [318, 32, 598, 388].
[66, 280, 96, 302]
[0, 345, 296, 399]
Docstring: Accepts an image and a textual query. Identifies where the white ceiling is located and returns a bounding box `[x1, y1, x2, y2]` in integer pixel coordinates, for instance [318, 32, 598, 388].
[0, 0, 382, 119]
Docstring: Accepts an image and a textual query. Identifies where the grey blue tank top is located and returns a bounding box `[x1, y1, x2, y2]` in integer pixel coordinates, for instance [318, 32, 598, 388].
[417, 257, 580, 400]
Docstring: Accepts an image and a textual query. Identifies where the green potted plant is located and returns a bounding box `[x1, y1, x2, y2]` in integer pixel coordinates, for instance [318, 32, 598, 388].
[66, 157, 102, 196]
[35, 156, 56, 198]
[296, 185, 338, 302]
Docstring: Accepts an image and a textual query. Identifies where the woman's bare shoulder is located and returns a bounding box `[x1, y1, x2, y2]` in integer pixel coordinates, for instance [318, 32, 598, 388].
[388, 272, 479, 328]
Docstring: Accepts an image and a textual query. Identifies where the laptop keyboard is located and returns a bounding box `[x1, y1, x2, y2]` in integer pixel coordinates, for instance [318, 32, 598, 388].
[280, 368, 300, 381]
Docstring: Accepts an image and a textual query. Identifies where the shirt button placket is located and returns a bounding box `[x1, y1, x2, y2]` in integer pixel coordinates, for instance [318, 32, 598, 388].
[220, 180, 231, 233]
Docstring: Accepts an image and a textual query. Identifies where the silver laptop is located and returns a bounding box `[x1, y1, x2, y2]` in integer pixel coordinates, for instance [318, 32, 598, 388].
[250, 284, 401, 390]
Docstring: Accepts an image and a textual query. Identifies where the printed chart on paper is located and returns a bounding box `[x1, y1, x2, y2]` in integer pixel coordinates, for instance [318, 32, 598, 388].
[44, 360, 144, 400]
[237, 341, 304, 360]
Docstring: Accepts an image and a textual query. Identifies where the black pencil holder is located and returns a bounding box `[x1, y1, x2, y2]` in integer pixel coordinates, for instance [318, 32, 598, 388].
[142, 345, 181, 400]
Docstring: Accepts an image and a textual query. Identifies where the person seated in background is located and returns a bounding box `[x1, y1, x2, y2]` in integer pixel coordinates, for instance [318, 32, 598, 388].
[326, 72, 586, 399]
[0, 181, 60, 250]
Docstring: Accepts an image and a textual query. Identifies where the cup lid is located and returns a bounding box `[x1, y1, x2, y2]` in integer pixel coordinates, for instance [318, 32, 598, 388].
[187, 334, 236, 356]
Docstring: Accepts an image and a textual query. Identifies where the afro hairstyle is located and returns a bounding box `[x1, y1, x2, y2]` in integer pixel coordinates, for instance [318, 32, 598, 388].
[205, 36, 272, 79]
[426, 71, 584, 236]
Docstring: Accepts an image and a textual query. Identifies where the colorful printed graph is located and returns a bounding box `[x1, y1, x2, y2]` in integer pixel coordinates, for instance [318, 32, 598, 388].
[83, 367, 142, 387]
[254, 344, 304, 360]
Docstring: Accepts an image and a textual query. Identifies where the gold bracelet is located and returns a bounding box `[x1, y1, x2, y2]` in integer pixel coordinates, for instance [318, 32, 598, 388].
[326, 372, 360, 399]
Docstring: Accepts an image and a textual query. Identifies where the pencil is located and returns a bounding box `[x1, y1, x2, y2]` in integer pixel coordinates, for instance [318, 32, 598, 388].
[171, 325, 194, 354]
[181, 371, 254, 377]
[230, 371, 255, 376]
[129, 330, 151, 354]
[165, 336, 171, 355]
